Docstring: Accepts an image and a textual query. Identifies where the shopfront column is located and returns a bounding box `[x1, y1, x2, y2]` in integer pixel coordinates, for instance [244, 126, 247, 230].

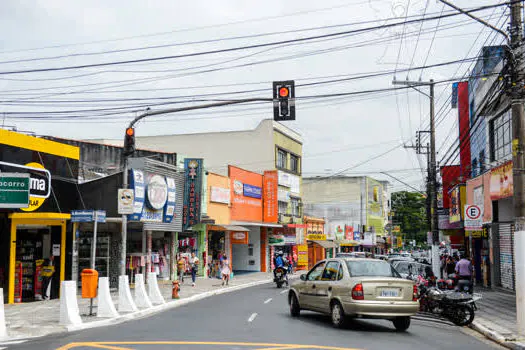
[170, 232, 177, 280]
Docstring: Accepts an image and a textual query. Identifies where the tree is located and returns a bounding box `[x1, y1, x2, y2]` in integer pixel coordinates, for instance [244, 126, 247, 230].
[391, 191, 428, 244]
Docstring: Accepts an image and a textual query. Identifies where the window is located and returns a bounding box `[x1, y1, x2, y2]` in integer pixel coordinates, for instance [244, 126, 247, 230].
[277, 148, 287, 169]
[346, 260, 400, 278]
[291, 197, 300, 217]
[321, 261, 340, 281]
[307, 262, 326, 281]
[479, 150, 486, 173]
[490, 111, 512, 162]
[278, 201, 288, 214]
[337, 265, 344, 280]
[290, 154, 299, 173]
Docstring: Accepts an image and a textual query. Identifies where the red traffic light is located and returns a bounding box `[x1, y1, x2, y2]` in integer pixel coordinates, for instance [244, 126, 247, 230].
[279, 87, 289, 98]
[126, 128, 134, 136]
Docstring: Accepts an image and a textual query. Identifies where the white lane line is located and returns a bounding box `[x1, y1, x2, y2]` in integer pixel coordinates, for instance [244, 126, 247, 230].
[0, 347, 7, 350]
[264, 298, 273, 304]
[248, 312, 258, 322]
[280, 289, 288, 294]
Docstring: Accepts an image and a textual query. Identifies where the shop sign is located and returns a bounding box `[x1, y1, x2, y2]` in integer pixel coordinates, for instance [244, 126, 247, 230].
[268, 228, 296, 245]
[210, 186, 230, 204]
[243, 184, 262, 199]
[297, 244, 308, 266]
[183, 158, 203, 231]
[307, 233, 326, 240]
[354, 231, 361, 241]
[392, 225, 401, 233]
[163, 177, 176, 223]
[263, 170, 278, 222]
[118, 189, 134, 215]
[0, 173, 30, 208]
[128, 169, 146, 221]
[278, 171, 291, 188]
[233, 180, 243, 195]
[449, 186, 461, 223]
[490, 161, 513, 200]
[278, 189, 290, 202]
[231, 231, 249, 244]
[146, 175, 168, 210]
[344, 225, 354, 240]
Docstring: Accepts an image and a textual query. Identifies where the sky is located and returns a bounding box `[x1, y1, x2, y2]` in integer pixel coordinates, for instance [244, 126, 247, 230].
[0, 0, 509, 192]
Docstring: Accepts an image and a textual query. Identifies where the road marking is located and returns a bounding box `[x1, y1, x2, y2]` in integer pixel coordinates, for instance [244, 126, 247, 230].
[280, 289, 288, 294]
[264, 298, 273, 304]
[56, 341, 362, 350]
[248, 312, 258, 322]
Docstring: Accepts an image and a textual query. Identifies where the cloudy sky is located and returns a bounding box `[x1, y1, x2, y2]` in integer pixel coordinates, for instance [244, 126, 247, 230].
[0, 0, 508, 191]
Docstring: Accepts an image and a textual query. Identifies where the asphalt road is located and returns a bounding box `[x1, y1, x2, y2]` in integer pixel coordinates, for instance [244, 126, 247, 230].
[8, 283, 502, 350]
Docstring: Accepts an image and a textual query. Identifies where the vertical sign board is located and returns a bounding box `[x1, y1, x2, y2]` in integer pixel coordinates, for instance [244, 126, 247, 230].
[0, 173, 30, 208]
[128, 169, 146, 221]
[183, 159, 203, 231]
[464, 205, 483, 230]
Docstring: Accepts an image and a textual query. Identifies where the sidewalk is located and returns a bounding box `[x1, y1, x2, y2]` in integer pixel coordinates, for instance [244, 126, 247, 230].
[469, 286, 525, 349]
[3, 272, 280, 341]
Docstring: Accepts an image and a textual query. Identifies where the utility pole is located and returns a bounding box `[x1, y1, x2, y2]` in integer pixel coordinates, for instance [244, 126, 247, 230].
[509, 0, 525, 335]
[393, 79, 439, 277]
[438, 0, 524, 334]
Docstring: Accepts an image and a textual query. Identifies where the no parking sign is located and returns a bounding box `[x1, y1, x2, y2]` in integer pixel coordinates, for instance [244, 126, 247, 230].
[464, 205, 483, 230]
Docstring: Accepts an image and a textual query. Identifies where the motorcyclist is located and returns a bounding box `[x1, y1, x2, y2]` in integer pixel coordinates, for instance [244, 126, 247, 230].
[273, 251, 288, 284]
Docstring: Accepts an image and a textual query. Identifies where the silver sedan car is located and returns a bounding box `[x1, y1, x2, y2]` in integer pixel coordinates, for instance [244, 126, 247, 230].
[288, 258, 419, 331]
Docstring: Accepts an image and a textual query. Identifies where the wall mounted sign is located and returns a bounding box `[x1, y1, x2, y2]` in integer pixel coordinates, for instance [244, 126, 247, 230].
[263, 171, 278, 223]
[243, 184, 262, 199]
[0, 173, 30, 209]
[146, 175, 168, 210]
[183, 159, 203, 231]
[210, 186, 230, 204]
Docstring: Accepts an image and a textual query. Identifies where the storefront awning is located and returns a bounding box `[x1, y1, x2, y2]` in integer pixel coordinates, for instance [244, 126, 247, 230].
[220, 225, 250, 232]
[230, 221, 283, 228]
[309, 240, 337, 249]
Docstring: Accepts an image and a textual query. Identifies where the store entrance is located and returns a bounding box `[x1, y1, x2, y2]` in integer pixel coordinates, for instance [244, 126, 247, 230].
[207, 231, 225, 279]
[15, 226, 61, 302]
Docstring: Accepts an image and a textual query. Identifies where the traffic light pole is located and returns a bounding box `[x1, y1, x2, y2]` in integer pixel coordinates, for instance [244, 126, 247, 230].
[119, 97, 273, 276]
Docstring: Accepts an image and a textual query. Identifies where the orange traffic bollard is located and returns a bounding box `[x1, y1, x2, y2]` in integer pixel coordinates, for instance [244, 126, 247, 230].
[172, 280, 180, 299]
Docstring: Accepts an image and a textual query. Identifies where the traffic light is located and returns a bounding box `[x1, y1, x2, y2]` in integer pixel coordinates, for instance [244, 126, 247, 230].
[273, 80, 295, 121]
[123, 127, 135, 156]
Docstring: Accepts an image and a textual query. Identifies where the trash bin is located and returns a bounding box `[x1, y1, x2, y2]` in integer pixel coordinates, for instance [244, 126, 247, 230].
[81, 269, 98, 299]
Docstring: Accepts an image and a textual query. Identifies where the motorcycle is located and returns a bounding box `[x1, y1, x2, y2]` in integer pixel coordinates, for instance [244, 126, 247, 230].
[273, 266, 288, 288]
[418, 284, 476, 326]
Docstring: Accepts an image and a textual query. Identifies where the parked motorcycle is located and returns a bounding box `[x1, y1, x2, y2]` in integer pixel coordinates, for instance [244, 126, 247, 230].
[418, 284, 476, 326]
[273, 266, 288, 288]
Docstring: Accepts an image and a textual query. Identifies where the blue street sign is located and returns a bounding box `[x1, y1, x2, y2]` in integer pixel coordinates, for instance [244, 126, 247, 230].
[71, 210, 106, 223]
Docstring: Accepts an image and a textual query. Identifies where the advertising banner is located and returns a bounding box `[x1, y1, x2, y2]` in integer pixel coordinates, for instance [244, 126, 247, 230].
[263, 171, 278, 222]
[490, 161, 513, 200]
[297, 244, 308, 266]
[183, 159, 203, 231]
[449, 186, 461, 223]
[210, 186, 230, 204]
[229, 165, 263, 222]
[231, 231, 249, 244]
[268, 227, 296, 245]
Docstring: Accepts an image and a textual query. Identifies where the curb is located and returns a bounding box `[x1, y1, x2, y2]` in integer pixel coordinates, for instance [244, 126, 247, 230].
[469, 321, 525, 350]
[66, 277, 278, 332]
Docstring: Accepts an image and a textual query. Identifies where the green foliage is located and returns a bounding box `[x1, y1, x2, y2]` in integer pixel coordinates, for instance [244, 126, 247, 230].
[391, 191, 428, 243]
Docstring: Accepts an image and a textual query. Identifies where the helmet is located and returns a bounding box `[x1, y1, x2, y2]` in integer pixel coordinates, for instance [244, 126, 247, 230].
[276, 250, 283, 256]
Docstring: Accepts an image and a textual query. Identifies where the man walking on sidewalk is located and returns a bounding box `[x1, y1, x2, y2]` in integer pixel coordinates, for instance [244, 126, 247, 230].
[455, 254, 473, 281]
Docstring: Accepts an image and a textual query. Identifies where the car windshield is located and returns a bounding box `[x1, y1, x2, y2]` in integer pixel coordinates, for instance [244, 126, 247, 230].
[346, 260, 401, 278]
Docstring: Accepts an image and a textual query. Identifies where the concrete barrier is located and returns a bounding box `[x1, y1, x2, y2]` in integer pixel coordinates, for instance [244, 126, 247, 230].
[0, 288, 7, 339]
[59, 281, 82, 326]
[118, 275, 138, 313]
[97, 277, 119, 318]
[134, 274, 153, 309]
[147, 272, 165, 305]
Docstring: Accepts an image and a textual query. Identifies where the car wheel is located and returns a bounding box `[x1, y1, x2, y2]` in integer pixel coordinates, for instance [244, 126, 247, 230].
[331, 301, 345, 328]
[393, 316, 411, 332]
[289, 293, 300, 317]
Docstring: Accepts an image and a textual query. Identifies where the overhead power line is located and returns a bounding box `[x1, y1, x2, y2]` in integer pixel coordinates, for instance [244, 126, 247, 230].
[0, 1, 511, 76]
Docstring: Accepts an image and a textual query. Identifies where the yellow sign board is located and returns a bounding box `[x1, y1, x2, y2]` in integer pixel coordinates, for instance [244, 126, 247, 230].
[307, 234, 326, 241]
[392, 226, 401, 233]
[297, 244, 308, 266]
[20, 162, 48, 212]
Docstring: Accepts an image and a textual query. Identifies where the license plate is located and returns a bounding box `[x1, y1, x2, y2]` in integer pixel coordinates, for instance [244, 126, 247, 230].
[380, 289, 399, 297]
[276, 273, 282, 277]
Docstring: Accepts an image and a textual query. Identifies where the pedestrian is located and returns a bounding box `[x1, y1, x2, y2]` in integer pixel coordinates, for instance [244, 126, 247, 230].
[41, 255, 55, 300]
[287, 254, 293, 274]
[177, 254, 186, 284]
[455, 254, 473, 281]
[446, 255, 456, 278]
[221, 255, 231, 286]
[190, 252, 199, 287]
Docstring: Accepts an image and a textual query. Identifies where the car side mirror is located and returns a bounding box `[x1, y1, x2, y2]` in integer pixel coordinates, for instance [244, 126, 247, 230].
[300, 274, 306, 281]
